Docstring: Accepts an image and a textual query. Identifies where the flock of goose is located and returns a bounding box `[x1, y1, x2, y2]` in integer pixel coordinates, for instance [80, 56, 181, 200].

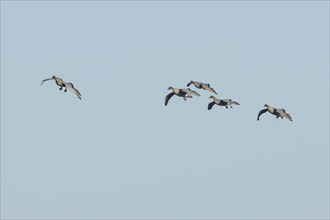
[41, 76, 293, 121]
[165, 80, 293, 121]
[165, 80, 240, 110]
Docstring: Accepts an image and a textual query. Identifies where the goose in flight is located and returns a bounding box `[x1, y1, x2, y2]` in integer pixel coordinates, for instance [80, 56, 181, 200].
[257, 104, 292, 121]
[208, 96, 240, 110]
[64, 82, 82, 100]
[41, 75, 66, 91]
[187, 80, 218, 95]
[165, 87, 200, 106]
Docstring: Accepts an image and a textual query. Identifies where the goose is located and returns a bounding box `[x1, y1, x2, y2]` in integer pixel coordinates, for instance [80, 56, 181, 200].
[41, 76, 66, 91]
[187, 80, 218, 95]
[257, 104, 292, 121]
[208, 95, 240, 110]
[64, 82, 82, 100]
[165, 87, 200, 106]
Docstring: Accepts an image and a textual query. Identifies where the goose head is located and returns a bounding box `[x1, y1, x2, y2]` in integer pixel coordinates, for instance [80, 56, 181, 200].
[187, 80, 193, 86]
[168, 87, 173, 90]
[209, 95, 215, 99]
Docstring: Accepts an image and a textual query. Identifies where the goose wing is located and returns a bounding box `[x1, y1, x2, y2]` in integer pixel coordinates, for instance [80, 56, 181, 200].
[222, 99, 240, 105]
[208, 102, 215, 110]
[257, 108, 268, 121]
[229, 100, 240, 105]
[202, 84, 218, 95]
[40, 77, 53, 85]
[205, 87, 218, 95]
[276, 108, 293, 121]
[65, 82, 82, 100]
[182, 88, 200, 96]
[165, 92, 175, 106]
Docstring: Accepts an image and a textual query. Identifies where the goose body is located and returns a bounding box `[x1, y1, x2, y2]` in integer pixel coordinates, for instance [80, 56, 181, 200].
[165, 87, 200, 106]
[257, 104, 292, 121]
[208, 96, 240, 110]
[187, 80, 218, 95]
[41, 76, 66, 91]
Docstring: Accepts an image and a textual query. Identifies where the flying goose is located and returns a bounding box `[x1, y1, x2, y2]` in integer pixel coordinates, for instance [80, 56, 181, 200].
[41, 76, 66, 91]
[208, 95, 240, 110]
[257, 104, 292, 121]
[187, 80, 218, 95]
[165, 87, 200, 106]
[41, 76, 82, 100]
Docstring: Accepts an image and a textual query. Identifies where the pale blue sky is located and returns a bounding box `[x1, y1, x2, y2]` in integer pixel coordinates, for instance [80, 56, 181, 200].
[1, 1, 329, 219]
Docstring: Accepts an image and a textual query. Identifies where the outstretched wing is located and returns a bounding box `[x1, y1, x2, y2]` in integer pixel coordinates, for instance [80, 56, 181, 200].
[40, 78, 53, 85]
[208, 102, 215, 110]
[230, 101, 240, 105]
[65, 82, 82, 100]
[182, 88, 200, 97]
[165, 92, 175, 106]
[276, 108, 293, 121]
[202, 84, 218, 95]
[222, 99, 240, 105]
[257, 108, 268, 121]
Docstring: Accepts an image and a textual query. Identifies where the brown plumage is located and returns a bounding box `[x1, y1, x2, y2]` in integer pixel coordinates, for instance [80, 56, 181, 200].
[41, 76, 66, 91]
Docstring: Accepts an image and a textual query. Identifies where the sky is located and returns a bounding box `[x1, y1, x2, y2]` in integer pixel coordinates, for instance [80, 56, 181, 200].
[1, 1, 329, 219]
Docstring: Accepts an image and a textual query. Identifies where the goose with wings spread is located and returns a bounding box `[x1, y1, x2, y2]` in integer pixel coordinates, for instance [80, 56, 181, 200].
[165, 87, 200, 106]
[187, 80, 218, 95]
[257, 104, 292, 121]
[208, 95, 240, 110]
[41, 76, 82, 100]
